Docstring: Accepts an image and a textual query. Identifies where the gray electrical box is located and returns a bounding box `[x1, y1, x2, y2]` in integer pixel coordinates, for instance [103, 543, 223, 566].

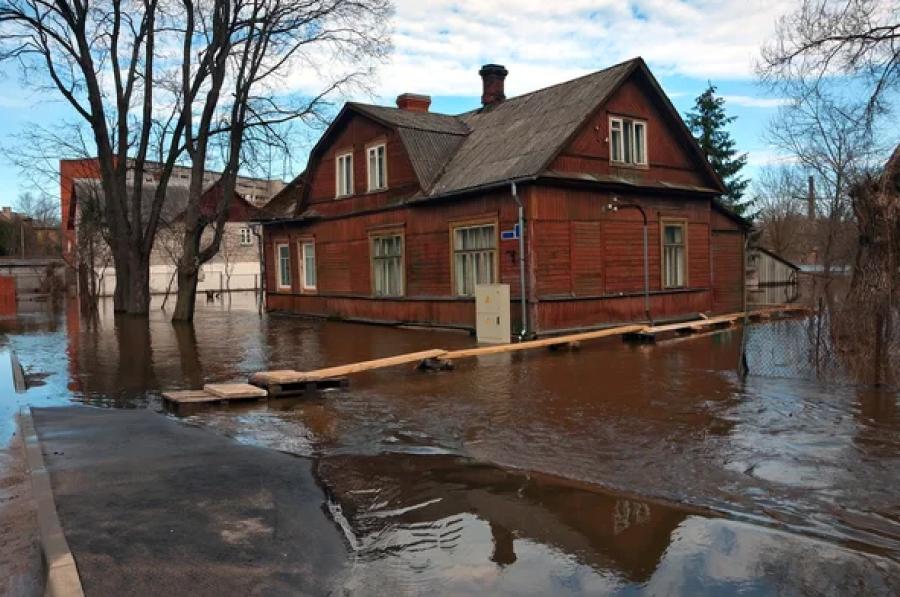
[475, 284, 511, 344]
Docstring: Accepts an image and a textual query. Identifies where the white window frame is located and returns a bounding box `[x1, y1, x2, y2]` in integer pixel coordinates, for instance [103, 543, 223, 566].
[276, 243, 292, 290]
[239, 227, 253, 246]
[335, 151, 353, 197]
[661, 220, 688, 289]
[367, 143, 387, 192]
[370, 232, 404, 297]
[609, 116, 648, 166]
[451, 222, 498, 297]
[299, 240, 316, 291]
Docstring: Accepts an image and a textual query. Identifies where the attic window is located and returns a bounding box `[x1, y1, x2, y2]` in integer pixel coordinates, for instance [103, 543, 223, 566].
[336, 151, 353, 197]
[367, 143, 387, 191]
[609, 117, 647, 166]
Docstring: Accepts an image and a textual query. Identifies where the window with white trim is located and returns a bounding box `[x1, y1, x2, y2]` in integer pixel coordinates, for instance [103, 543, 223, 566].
[367, 144, 387, 191]
[300, 240, 316, 290]
[371, 233, 403, 297]
[276, 243, 291, 289]
[609, 117, 647, 166]
[662, 221, 687, 288]
[452, 223, 497, 296]
[336, 151, 353, 197]
[239, 227, 253, 246]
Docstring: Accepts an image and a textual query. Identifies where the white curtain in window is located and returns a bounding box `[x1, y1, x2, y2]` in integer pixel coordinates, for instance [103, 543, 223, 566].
[373, 235, 402, 296]
[663, 225, 685, 288]
[453, 225, 496, 296]
[302, 242, 316, 289]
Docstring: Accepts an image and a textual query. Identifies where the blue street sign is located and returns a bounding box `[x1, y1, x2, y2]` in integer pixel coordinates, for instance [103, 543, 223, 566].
[501, 223, 520, 241]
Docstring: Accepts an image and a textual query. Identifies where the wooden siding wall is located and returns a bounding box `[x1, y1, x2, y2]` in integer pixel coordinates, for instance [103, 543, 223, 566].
[711, 231, 743, 314]
[305, 115, 421, 217]
[265, 188, 526, 328]
[526, 185, 715, 331]
[751, 251, 797, 286]
[551, 77, 711, 189]
[264, 184, 743, 333]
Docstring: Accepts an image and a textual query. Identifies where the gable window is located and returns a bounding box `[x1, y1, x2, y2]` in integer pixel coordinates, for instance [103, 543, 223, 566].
[610, 117, 647, 166]
[371, 233, 404, 297]
[276, 243, 291, 289]
[367, 143, 387, 191]
[662, 221, 687, 288]
[336, 151, 353, 197]
[299, 240, 316, 291]
[452, 223, 497, 296]
[239, 227, 253, 246]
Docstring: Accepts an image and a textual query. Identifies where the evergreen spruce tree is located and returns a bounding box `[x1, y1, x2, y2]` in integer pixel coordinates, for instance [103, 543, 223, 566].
[685, 83, 751, 216]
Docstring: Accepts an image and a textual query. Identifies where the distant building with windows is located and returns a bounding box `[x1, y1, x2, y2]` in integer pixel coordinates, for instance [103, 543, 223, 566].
[260, 58, 749, 334]
[64, 161, 286, 297]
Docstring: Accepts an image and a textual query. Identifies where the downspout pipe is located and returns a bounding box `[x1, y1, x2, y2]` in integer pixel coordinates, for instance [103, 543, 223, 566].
[511, 182, 528, 339]
[252, 223, 265, 316]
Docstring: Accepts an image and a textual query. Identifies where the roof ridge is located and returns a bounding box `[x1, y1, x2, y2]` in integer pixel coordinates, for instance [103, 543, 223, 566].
[456, 56, 642, 117]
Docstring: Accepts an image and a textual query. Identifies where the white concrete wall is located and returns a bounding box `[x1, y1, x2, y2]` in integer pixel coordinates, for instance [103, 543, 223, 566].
[95, 261, 261, 296]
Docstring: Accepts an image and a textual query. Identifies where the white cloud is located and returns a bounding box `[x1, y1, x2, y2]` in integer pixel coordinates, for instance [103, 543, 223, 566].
[368, 0, 795, 98]
[745, 148, 798, 169]
[722, 95, 791, 109]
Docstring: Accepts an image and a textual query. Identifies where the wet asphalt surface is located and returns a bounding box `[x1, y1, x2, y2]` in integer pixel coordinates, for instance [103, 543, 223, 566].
[31, 407, 347, 596]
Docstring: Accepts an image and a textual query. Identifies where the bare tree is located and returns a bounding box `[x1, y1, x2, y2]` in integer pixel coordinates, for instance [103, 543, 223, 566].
[753, 165, 808, 258]
[759, 0, 900, 128]
[834, 145, 900, 385]
[15, 191, 58, 225]
[169, 0, 391, 321]
[766, 92, 882, 277]
[74, 183, 112, 314]
[0, 0, 392, 319]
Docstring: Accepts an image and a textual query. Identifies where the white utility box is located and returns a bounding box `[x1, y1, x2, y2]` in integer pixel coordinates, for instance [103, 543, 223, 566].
[475, 284, 511, 344]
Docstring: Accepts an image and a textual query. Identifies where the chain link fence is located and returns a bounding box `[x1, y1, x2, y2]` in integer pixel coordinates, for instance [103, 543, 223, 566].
[741, 277, 898, 388]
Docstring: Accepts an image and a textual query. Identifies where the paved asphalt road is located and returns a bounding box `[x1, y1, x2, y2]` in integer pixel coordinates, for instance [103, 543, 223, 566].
[31, 406, 349, 596]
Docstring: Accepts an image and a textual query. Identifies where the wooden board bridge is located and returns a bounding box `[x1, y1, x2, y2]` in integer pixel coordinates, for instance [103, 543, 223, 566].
[162, 305, 808, 406]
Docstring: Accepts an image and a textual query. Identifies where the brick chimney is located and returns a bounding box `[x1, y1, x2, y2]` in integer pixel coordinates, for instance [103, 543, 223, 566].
[479, 64, 508, 107]
[396, 93, 431, 112]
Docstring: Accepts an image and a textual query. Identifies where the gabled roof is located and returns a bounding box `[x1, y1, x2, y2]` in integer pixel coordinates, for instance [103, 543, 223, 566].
[755, 246, 800, 270]
[300, 56, 725, 208]
[430, 59, 637, 196]
[261, 172, 304, 219]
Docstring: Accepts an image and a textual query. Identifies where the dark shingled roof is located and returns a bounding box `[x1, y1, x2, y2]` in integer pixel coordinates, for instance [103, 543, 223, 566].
[347, 103, 470, 135]
[297, 57, 723, 211]
[396, 128, 467, 191]
[429, 59, 634, 196]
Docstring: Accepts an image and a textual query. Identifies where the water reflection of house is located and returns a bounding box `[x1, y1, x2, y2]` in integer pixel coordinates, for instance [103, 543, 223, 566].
[747, 247, 800, 306]
[319, 453, 690, 584]
[260, 58, 750, 334]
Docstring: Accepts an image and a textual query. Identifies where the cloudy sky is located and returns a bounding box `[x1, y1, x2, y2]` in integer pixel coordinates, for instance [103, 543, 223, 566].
[0, 0, 798, 202]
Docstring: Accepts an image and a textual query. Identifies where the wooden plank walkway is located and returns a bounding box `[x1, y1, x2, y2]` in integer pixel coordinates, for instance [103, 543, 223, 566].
[163, 305, 809, 406]
[248, 349, 448, 386]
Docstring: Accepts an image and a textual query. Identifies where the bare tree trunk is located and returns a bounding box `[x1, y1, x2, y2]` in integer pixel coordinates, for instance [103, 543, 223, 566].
[172, 244, 201, 321]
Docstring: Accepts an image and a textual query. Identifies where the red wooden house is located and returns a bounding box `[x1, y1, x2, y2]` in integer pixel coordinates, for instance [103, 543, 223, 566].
[261, 57, 748, 335]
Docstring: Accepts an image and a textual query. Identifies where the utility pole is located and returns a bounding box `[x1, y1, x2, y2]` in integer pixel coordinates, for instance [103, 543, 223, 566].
[807, 176, 816, 220]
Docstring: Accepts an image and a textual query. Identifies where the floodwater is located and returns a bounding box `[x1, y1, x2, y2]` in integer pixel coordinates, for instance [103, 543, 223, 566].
[1, 293, 899, 594]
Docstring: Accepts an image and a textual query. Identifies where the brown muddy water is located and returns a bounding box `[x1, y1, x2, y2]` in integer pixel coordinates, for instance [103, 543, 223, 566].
[1, 293, 899, 595]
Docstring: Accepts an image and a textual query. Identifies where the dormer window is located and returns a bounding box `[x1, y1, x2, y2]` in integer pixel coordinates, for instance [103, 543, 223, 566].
[367, 143, 387, 191]
[336, 151, 353, 197]
[609, 117, 647, 166]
